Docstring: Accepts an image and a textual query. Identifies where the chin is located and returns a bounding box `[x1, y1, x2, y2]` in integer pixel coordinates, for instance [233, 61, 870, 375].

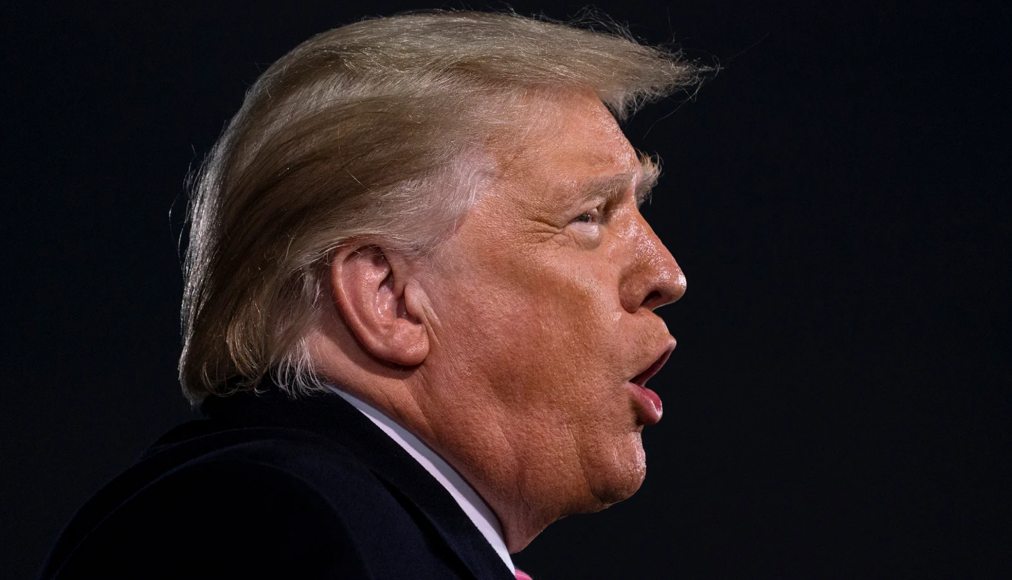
[586, 436, 648, 509]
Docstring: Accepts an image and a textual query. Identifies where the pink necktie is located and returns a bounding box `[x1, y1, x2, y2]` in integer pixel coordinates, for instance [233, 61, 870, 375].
[515, 569, 533, 580]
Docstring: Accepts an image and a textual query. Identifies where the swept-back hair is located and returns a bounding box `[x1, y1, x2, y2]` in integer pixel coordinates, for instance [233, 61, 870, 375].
[180, 11, 699, 403]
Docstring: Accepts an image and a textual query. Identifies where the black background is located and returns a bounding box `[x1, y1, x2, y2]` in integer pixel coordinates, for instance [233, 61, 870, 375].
[4, 1, 1010, 578]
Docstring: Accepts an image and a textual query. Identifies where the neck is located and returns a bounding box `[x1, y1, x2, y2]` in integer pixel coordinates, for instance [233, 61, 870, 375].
[306, 330, 564, 552]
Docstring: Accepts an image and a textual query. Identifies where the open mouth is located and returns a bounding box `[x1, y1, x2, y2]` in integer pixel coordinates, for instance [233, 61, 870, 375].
[631, 344, 674, 388]
[626, 342, 675, 426]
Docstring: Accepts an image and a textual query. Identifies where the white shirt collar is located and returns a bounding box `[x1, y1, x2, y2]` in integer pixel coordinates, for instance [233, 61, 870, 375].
[329, 387, 516, 574]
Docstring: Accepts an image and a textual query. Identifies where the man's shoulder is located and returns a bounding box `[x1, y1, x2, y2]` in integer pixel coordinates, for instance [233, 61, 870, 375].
[41, 423, 367, 578]
[146, 419, 376, 492]
[42, 416, 477, 579]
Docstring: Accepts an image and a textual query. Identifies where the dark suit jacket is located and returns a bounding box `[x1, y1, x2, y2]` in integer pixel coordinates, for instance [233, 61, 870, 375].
[40, 385, 516, 579]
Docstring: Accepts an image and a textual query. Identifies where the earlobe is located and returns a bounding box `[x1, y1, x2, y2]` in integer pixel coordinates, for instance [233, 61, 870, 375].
[329, 245, 429, 367]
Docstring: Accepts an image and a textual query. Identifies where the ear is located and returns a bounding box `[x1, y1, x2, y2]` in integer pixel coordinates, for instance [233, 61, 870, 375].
[328, 245, 429, 367]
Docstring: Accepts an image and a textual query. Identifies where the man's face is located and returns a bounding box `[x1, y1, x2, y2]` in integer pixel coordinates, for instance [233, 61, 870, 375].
[415, 90, 684, 539]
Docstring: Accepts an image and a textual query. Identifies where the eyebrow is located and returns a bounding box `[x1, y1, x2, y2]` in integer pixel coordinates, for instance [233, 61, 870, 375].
[575, 155, 661, 207]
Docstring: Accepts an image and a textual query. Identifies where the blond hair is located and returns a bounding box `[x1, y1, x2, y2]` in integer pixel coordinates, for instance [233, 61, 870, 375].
[180, 11, 699, 403]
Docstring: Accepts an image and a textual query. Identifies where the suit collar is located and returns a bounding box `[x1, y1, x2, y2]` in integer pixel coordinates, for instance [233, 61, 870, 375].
[200, 384, 515, 580]
[330, 387, 515, 573]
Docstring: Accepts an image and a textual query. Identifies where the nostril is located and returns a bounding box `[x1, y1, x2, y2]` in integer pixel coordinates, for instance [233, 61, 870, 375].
[643, 290, 662, 309]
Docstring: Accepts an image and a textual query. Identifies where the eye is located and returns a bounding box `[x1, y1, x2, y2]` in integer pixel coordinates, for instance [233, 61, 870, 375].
[572, 207, 602, 225]
[567, 206, 604, 245]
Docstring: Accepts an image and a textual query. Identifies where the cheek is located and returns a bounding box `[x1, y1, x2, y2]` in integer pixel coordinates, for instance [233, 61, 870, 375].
[487, 277, 625, 402]
[428, 248, 631, 416]
[427, 247, 651, 508]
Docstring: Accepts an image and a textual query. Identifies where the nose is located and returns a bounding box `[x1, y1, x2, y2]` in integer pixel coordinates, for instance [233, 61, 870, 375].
[620, 213, 686, 313]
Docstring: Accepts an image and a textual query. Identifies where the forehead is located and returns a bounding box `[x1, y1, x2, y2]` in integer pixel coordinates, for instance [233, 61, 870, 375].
[491, 91, 643, 205]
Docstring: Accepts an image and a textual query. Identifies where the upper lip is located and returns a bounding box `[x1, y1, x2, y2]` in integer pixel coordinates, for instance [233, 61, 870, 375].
[630, 339, 676, 387]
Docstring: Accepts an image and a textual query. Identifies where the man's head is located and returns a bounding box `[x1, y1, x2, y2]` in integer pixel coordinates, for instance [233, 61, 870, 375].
[181, 10, 696, 550]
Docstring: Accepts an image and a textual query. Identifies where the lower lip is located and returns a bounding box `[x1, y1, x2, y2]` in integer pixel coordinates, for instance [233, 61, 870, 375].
[627, 382, 663, 425]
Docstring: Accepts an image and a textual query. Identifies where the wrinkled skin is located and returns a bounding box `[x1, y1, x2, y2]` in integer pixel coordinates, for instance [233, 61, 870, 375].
[409, 90, 686, 551]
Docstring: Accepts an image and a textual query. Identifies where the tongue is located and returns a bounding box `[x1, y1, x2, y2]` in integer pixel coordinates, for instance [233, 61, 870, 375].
[633, 384, 663, 425]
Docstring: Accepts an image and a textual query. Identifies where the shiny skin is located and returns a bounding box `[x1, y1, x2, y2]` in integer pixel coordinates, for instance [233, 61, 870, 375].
[412, 90, 686, 551]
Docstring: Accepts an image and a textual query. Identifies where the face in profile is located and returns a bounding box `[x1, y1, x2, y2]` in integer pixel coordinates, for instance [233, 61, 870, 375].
[416, 89, 685, 543]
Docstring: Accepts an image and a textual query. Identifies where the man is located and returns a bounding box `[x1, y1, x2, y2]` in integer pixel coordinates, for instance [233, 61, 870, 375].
[41, 11, 697, 579]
